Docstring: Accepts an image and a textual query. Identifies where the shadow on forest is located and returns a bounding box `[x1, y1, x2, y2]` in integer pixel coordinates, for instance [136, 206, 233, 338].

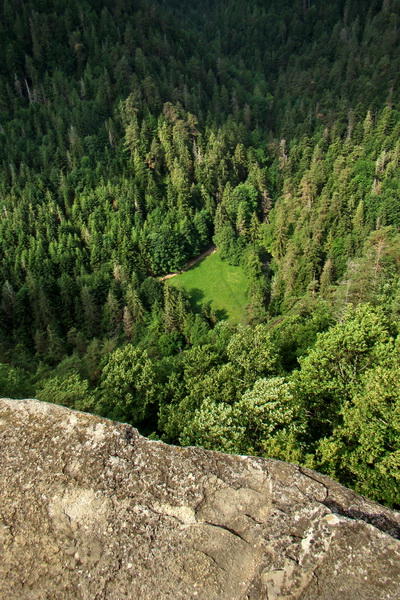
[215, 308, 228, 320]
[188, 287, 205, 308]
[187, 288, 229, 321]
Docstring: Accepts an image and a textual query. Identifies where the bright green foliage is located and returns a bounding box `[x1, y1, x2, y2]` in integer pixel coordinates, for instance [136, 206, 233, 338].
[227, 324, 281, 385]
[294, 304, 395, 438]
[36, 373, 95, 412]
[180, 377, 304, 463]
[0, 363, 34, 399]
[234, 378, 305, 460]
[162, 325, 281, 444]
[97, 345, 159, 425]
[179, 398, 243, 453]
[183, 314, 210, 346]
[315, 363, 400, 507]
[161, 361, 241, 442]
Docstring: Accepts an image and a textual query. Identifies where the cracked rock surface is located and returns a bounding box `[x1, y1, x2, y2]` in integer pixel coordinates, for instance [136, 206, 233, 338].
[1, 398, 399, 600]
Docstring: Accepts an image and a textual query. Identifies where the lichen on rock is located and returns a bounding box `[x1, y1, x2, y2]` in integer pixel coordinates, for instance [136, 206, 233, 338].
[0, 398, 399, 600]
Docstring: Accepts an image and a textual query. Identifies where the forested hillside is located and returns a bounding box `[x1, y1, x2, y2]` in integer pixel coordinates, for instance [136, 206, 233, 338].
[0, 0, 399, 506]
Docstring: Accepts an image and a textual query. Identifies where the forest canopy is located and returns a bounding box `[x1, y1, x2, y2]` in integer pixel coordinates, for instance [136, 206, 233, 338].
[1, 0, 400, 507]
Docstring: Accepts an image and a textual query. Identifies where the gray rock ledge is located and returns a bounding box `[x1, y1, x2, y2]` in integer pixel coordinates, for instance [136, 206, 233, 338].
[1, 398, 399, 600]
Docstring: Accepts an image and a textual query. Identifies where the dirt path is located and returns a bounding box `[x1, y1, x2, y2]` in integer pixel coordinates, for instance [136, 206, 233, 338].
[159, 245, 217, 281]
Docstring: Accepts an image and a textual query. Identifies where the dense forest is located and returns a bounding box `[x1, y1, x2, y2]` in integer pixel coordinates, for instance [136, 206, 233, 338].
[1, 0, 400, 507]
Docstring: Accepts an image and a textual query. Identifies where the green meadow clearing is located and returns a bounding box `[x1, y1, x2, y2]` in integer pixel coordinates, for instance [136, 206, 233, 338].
[167, 251, 249, 323]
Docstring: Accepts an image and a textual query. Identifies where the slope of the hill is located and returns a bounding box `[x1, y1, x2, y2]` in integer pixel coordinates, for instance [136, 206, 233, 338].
[1, 398, 400, 600]
[1, 0, 400, 358]
[1, 0, 400, 512]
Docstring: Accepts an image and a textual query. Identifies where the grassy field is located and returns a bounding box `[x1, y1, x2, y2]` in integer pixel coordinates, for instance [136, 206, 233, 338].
[167, 251, 249, 323]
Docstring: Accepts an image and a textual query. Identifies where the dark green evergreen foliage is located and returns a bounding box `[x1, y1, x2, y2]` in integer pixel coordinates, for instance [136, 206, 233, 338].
[0, 363, 34, 399]
[1, 0, 400, 506]
[0, 0, 276, 352]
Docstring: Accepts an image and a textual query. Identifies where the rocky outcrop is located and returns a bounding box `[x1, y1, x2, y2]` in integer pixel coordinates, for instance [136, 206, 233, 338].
[0, 398, 399, 600]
